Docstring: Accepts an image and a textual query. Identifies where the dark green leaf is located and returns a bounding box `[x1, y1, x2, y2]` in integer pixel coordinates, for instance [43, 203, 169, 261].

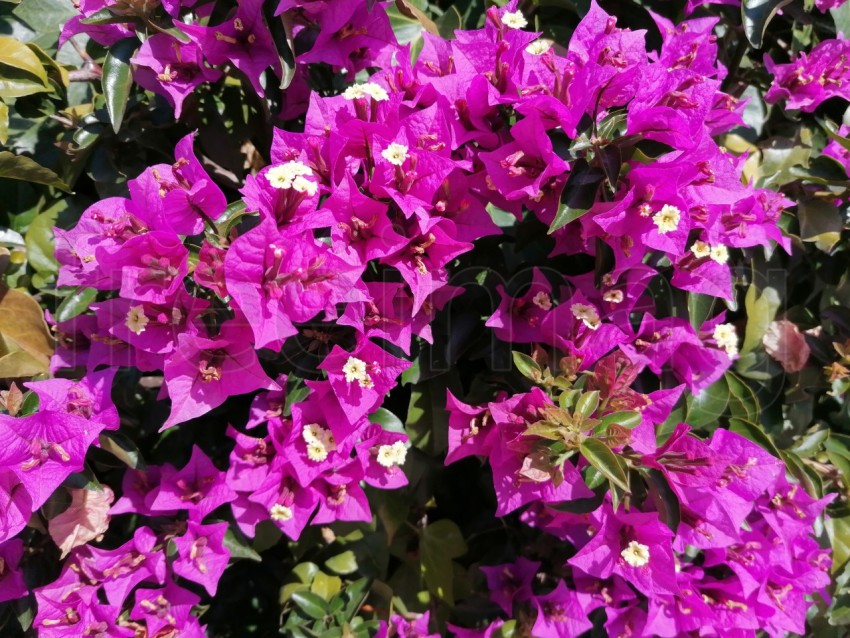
[646, 468, 680, 532]
[575, 391, 600, 419]
[512, 350, 541, 381]
[420, 519, 467, 604]
[0, 152, 70, 191]
[98, 431, 145, 469]
[222, 528, 262, 562]
[369, 407, 405, 434]
[291, 590, 330, 620]
[594, 410, 642, 434]
[580, 438, 630, 492]
[55, 287, 97, 323]
[791, 428, 830, 458]
[102, 37, 138, 134]
[549, 161, 603, 233]
[742, 0, 794, 48]
[688, 292, 716, 331]
[781, 450, 823, 498]
[24, 208, 59, 275]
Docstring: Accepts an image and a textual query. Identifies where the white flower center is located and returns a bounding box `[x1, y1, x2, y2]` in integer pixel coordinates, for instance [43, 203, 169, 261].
[712, 323, 738, 358]
[690, 240, 711, 258]
[532, 291, 552, 310]
[126, 305, 149, 335]
[381, 142, 409, 166]
[526, 39, 552, 55]
[710, 244, 729, 264]
[266, 161, 317, 195]
[343, 82, 389, 101]
[376, 441, 407, 468]
[302, 423, 336, 462]
[652, 204, 681, 234]
[621, 541, 650, 567]
[502, 10, 528, 29]
[270, 504, 293, 521]
[570, 303, 600, 330]
[342, 356, 374, 389]
[603, 290, 624, 304]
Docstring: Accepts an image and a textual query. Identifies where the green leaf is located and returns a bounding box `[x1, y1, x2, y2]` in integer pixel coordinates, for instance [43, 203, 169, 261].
[548, 161, 604, 233]
[311, 572, 342, 601]
[742, 0, 794, 48]
[0, 152, 70, 191]
[280, 562, 320, 602]
[0, 35, 50, 99]
[291, 590, 330, 620]
[102, 37, 138, 134]
[741, 284, 782, 354]
[791, 428, 830, 458]
[223, 528, 262, 562]
[369, 407, 405, 434]
[549, 205, 589, 232]
[24, 208, 59, 276]
[579, 438, 630, 492]
[688, 292, 716, 331]
[98, 431, 145, 469]
[214, 200, 248, 237]
[646, 468, 680, 532]
[436, 5, 461, 38]
[420, 519, 467, 604]
[80, 6, 139, 25]
[0, 101, 8, 145]
[781, 450, 823, 498]
[55, 287, 97, 323]
[265, 4, 296, 89]
[594, 411, 642, 434]
[325, 550, 358, 575]
[827, 516, 850, 573]
[512, 350, 541, 381]
[575, 391, 600, 419]
[798, 198, 843, 253]
[685, 376, 729, 429]
[726, 374, 760, 423]
[405, 379, 449, 455]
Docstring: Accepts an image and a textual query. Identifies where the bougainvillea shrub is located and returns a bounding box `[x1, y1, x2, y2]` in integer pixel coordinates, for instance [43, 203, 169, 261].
[2, 0, 850, 635]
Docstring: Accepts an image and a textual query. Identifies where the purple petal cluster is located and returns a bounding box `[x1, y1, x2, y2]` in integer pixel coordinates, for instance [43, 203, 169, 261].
[3, 0, 834, 634]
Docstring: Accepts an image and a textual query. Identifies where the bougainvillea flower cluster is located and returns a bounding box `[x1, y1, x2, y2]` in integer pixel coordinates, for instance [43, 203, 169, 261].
[3, 0, 836, 635]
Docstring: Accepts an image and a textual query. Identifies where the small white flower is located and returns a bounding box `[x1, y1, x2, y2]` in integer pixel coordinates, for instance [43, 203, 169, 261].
[266, 160, 316, 194]
[342, 356, 374, 389]
[390, 440, 407, 465]
[603, 290, 624, 304]
[302, 423, 336, 462]
[526, 39, 552, 55]
[652, 204, 681, 234]
[376, 441, 407, 468]
[713, 323, 739, 358]
[126, 305, 149, 335]
[270, 504, 293, 521]
[709, 244, 729, 264]
[532, 291, 552, 310]
[502, 10, 528, 29]
[570, 303, 601, 330]
[621, 541, 650, 567]
[343, 82, 389, 101]
[381, 142, 409, 166]
[690, 240, 711, 258]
